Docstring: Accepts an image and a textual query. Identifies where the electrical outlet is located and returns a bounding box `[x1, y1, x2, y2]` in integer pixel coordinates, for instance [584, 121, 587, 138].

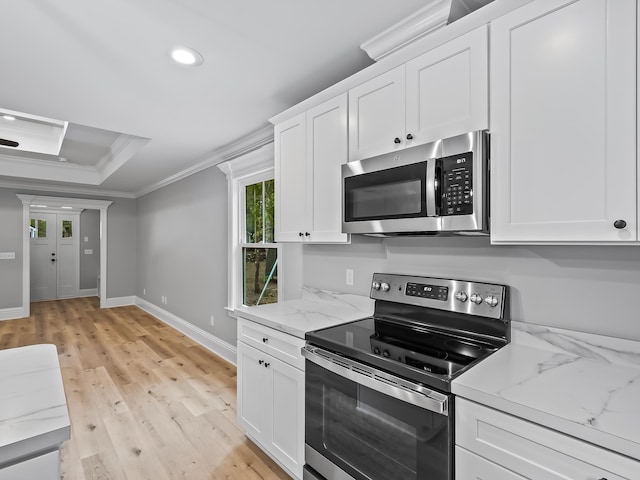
[143, 288, 146, 295]
[210, 315, 215, 327]
[346, 268, 354, 286]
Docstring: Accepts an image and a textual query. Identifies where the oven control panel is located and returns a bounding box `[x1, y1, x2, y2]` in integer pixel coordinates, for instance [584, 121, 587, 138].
[405, 283, 448, 301]
[370, 273, 507, 320]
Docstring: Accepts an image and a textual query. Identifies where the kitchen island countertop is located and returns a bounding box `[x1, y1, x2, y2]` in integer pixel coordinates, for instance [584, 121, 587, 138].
[452, 322, 640, 462]
[0, 344, 70, 467]
[235, 287, 374, 339]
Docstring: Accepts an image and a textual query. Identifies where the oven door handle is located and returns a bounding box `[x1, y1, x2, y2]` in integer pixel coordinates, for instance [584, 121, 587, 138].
[302, 345, 449, 416]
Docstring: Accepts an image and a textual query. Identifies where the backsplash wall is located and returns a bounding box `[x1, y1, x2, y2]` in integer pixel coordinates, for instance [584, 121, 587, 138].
[303, 236, 640, 341]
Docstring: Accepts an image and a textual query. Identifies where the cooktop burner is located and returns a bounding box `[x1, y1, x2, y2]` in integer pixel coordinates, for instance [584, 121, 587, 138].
[305, 273, 509, 392]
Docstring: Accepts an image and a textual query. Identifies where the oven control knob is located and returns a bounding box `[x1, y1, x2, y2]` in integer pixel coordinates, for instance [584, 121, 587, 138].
[455, 291, 468, 302]
[381, 282, 390, 292]
[470, 293, 483, 304]
[372, 281, 381, 290]
[484, 295, 499, 307]
[373, 347, 381, 355]
[382, 350, 390, 358]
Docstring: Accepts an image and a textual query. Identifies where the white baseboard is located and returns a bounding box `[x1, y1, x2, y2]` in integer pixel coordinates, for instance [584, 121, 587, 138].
[135, 297, 237, 366]
[0, 307, 27, 321]
[78, 288, 98, 297]
[104, 296, 136, 308]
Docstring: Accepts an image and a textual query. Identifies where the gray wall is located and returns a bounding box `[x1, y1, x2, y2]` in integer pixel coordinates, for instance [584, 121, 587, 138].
[303, 236, 640, 341]
[79, 210, 100, 290]
[0, 188, 25, 309]
[136, 166, 233, 345]
[0, 186, 137, 309]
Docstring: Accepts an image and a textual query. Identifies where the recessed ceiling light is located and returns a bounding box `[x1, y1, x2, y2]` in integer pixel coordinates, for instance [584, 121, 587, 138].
[170, 47, 204, 66]
[2, 115, 15, 121]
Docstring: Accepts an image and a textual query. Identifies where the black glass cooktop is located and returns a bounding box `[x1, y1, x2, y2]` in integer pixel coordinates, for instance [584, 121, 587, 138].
[306, 316, 499, 391]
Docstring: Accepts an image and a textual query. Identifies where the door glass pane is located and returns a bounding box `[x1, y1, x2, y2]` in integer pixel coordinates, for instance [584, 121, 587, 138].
[30, 219, 47, 238]
[245, 182, 263, 243]
[243, 247, 277, 306]
[61, 220, 72, 238]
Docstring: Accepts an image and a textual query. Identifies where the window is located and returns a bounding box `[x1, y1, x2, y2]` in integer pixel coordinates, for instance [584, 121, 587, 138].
[61, 220, 73, 238]
[242, 178, 278, 305]
[29, 218, 47, 238]
[217, 144, 282, 311]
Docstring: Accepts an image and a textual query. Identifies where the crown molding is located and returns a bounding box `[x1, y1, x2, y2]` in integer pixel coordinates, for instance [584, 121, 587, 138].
[0, 179, 135, 198]
[135, 124, 273, 198]
[360, 0, 452, 61]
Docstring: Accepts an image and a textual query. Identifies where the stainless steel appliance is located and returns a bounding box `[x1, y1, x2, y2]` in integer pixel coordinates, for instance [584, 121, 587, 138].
[342, 131, 488, 236]
[302, 273, 509, 480]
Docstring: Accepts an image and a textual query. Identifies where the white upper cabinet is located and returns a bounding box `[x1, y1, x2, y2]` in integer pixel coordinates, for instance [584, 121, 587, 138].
[406, 24, 488, 147]
[306, 94, 349, 243]
[490, 0, 637, 244]
[275, 94, 349, 243]
[274, 113, 307, 242]
[348, 65, 406, 161]
[348, 25, 488, 161]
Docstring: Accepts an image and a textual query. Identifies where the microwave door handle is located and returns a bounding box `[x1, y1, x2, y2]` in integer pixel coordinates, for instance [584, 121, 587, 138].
[426, 159, 437, 217]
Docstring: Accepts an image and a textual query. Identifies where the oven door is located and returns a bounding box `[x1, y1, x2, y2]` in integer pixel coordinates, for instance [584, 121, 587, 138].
[302, 346, 452, 480]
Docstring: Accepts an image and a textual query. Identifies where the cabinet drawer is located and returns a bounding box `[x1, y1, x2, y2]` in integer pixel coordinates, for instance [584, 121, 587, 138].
[456, 446, 526, 480]
[237, 317, 305, 370]
[456, 398, 639, 480]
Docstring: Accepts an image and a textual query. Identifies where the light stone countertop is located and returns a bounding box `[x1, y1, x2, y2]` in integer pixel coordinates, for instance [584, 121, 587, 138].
[0, 344, 71, 467]
[452, 321, 640, 461]
[235, 287, 374, 339]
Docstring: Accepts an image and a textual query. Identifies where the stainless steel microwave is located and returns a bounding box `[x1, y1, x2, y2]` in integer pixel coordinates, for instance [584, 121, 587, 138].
[342, 130, 489, 236]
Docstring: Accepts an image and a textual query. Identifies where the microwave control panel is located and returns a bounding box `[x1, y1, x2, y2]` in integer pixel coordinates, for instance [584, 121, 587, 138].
[439, 151, 473, 216]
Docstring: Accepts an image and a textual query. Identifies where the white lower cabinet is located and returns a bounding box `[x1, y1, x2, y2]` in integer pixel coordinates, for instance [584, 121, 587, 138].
[456, 447, 525, 480]
[455, 398, 640, 480]
[237, 318, 305, 479]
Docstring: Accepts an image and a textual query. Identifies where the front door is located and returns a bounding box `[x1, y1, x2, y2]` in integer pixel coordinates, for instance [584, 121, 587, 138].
[30, 213, 58, 301]
[30, 212, 80, 301]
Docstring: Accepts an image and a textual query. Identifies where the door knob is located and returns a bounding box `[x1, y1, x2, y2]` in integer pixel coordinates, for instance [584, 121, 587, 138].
[393, 137, 401, 144]
[51, 258, 56, 262]
[614, 219, 627, 229]
[406, 133, 414, 140]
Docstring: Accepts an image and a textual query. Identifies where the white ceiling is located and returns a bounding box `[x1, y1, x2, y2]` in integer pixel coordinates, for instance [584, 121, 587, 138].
[0, 0, 429, 197]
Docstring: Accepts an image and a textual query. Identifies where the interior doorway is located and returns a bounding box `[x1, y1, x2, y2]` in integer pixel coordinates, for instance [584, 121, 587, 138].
[17, 194, 112, 317]
[30, 210, 81, 301]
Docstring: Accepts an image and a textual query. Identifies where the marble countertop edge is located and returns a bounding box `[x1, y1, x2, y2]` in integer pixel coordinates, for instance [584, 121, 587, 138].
[0, 425, 70, 467]
[451, 382, 639, 461]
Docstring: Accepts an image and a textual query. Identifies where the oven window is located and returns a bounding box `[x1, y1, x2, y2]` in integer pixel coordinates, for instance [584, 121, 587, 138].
[324, 386, 418, 479]
[306, 361, 451, 480]
[344, 162, 427, 222]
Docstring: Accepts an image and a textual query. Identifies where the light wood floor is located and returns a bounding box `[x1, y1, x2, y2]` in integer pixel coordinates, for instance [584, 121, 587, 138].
[0, 297, 291, 480]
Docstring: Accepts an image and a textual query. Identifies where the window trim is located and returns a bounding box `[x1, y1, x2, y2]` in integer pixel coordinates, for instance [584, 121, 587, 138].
[217, 143, 280, 313]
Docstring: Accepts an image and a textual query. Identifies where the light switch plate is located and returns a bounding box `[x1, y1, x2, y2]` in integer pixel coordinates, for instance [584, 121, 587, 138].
[0, 252, 16, 260]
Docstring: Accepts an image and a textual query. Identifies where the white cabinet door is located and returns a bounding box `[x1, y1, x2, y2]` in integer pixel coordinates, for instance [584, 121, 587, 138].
[490, 0, 637, 243]
[306, 93, 349, 243]
[268, 355, 305, 480]
[456, 447, 526, 480]
[348, 66, 406, 161]
[456, 398, 638, 480]
[406, 25, 488, 146]
[275, 112, 308, 242]
[236, 341, 269, 440]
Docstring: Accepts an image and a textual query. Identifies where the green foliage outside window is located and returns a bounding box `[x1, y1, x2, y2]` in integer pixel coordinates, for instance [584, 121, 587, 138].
[243, 179, 277, 306]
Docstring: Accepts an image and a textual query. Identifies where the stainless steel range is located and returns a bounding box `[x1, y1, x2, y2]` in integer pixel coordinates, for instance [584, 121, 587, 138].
[302, 273, 509, 480]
